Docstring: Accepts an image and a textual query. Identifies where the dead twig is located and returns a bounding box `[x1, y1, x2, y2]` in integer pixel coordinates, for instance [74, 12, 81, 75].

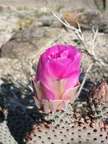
[52, 12, 107, 66]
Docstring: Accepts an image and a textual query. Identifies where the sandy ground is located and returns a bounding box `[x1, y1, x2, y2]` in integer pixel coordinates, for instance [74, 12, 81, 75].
[0, 0, 98, 9]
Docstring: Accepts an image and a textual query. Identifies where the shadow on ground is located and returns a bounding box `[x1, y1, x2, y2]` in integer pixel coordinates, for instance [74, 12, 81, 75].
[0, 74, 96, 144]
[0, 76, 50, 144]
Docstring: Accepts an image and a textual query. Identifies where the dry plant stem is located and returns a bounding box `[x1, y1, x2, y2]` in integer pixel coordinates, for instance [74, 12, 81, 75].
[52, 63, 94, 127]
[52, 12, 88, 54]
[77, 23, 106, 66]
[91, 26, 106, 66]
[52, 12, 85, 43]
[52, 12, 107, 66]
[52, 12, 78, 32]
[76, 63, 93, 97]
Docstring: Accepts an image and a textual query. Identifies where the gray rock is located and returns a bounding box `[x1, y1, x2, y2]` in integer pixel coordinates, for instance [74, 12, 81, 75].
[39, 15, 62, 27]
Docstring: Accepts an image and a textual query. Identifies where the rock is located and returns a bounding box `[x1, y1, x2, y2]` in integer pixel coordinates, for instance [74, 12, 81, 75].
[0, 26, 66, 84]
[0, 13, 19, 48]
[63, 10, 108, 32]
[64, 9, 100, 29]
[0, 58, 28, 83]
[39, 15, 62, 27]
[94, 0, 107, 11]
[0, 25, 64, 58]
[63, 10, 80, 27]
[8, 0, 103, 10]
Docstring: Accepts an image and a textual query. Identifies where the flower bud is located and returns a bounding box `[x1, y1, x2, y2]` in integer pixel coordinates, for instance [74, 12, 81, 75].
[33, 44, 81, 113]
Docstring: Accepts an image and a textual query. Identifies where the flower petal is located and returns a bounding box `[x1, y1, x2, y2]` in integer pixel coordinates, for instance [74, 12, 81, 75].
[64, 70, 80, 89]
[63, 84, 79, 102]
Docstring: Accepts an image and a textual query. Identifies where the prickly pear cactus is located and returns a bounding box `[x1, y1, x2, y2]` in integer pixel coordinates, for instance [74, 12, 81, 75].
[25, 107, 108, 144]
[0, 121, 17, 144]
[25, 81, 108, 144]
[88, 81, 108, 119]
[0, 78, 108, 144]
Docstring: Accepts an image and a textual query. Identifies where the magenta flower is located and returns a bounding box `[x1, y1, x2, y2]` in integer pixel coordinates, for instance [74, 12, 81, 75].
[33, 44, 81, 113]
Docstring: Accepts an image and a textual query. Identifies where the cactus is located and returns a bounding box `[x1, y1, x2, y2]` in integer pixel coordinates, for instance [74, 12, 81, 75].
[25, 81, 108, 144]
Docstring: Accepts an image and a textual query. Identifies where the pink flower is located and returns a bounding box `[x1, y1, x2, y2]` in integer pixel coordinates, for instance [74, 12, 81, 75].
[33, 44, 81, 113]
